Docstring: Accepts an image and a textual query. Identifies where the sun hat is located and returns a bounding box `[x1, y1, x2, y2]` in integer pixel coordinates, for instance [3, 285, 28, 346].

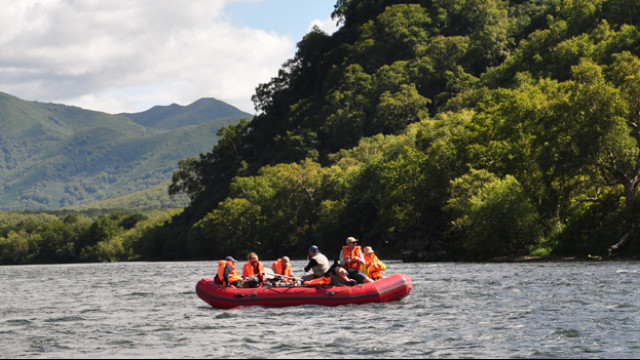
[363, 246, 374, 254]
[225, 256, 237, 263]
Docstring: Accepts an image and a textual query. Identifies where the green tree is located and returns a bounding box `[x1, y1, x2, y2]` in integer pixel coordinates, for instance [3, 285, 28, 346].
[94, 236, 126, 262]
[352, 4, 432, 68]
[169, 157, 205, 201]
[322, 64, 374, 151]
[191, 198, 263, 259]
[0, 231, 29, 264]
[446, 169, 542, 259]
[593, 52, 640, 254]
[79, 216, 121, 261]
[37, 220, 85, 263]
[432, 0, 511, 72]
[604, 0, 640, 26]
[373, 84, 430, 134]
[170, 118, 250, 200]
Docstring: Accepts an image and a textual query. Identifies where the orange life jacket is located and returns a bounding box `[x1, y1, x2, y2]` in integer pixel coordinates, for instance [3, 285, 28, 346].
[303, 276, 332, 286]
[363, 253, 383, 280]
[271, 258, 292, 277]
[217, 260, 242, 286]
[342, 245, 363, 269]
[242, 260, 265, 279]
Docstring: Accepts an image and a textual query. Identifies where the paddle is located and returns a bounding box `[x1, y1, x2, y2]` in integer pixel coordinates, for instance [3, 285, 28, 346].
[263, 268, 298, 281]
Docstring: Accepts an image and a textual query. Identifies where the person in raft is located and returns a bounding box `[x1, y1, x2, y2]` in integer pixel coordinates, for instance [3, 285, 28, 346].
[301, 245, 330, 282]
[302, 245, 356, 286]
[271, 256, 293, 277]
[242, 252, 265, 287]
[216, 256, 243, 288]
[362, 246, 386, 281]
[337, 237, 373, 284]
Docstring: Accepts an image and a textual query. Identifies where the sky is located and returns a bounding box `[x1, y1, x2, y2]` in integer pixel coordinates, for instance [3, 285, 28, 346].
[0, 0, 339, 115]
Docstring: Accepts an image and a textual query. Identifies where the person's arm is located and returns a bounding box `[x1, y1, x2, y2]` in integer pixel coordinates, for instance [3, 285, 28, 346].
[339, 251, 346, 266]
[355, 252, 366, 266]
[304, 259, 318, 272]
[378, 258, 387, 271]
[258, 262, 265, 282]
[224, 264, 233, 286]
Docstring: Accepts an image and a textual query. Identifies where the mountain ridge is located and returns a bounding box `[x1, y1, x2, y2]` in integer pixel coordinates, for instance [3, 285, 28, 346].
[0, 91, 252, 210]
[119, 97, 250, 130]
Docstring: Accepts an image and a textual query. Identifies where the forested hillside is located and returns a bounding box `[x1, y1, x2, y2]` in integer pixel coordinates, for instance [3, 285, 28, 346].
[0, 93, 250, 209]
[71, 181, 190, 210]
[153, 0, 640, 262]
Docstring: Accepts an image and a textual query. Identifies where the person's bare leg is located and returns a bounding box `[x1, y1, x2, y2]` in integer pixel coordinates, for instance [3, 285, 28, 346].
[361, 275, 374, 284]
[335, 267, 353, 284]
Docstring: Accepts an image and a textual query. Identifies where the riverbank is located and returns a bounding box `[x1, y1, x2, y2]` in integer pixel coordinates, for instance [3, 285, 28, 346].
[487, 254, 638, 262]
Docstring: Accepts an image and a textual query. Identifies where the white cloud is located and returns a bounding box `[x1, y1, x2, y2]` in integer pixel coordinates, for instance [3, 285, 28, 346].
[309, 17, 340, 36]
[0, 0, 296, 114]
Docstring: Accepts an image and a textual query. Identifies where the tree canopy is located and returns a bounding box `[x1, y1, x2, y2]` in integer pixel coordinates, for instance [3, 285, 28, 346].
[155, 0, 640, 262]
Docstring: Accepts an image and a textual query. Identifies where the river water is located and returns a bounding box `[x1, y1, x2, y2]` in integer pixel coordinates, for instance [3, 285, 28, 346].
[0, 260, 638, 358]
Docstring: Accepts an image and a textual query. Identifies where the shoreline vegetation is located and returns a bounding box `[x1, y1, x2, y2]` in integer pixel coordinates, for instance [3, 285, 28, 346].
[0, 208, 637, 266]
[0, 208, 636, 266]
[486, 255, 612, 262]
[0, 209, 182, 265]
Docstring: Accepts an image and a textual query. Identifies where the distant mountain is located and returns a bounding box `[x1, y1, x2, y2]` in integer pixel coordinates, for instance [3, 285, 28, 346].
[0, 92, 251, 210]
[120, 98, 251, 130]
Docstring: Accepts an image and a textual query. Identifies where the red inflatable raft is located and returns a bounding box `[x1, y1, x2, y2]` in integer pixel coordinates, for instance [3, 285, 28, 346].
[196, 273, 413, 309]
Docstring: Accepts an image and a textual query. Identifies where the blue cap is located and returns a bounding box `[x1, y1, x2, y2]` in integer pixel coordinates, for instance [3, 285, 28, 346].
[309, 245, 319, 254]
[225, 256, 237, 263]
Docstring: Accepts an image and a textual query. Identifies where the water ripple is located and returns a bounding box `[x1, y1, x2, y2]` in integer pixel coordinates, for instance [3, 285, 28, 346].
[1, 261, 639, 358]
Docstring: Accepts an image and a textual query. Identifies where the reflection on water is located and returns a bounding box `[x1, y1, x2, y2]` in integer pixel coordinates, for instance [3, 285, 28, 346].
[1, 261, 639, 358]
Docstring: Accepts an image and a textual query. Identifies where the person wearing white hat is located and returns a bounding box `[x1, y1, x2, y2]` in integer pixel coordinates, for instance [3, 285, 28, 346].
[337, 237, 373, 284]
[362, 246, 386, 280]
[340, 237, 365, 270]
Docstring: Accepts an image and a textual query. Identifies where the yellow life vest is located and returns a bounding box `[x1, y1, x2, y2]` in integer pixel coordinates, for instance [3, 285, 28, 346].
[363, 253, 386, 280]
